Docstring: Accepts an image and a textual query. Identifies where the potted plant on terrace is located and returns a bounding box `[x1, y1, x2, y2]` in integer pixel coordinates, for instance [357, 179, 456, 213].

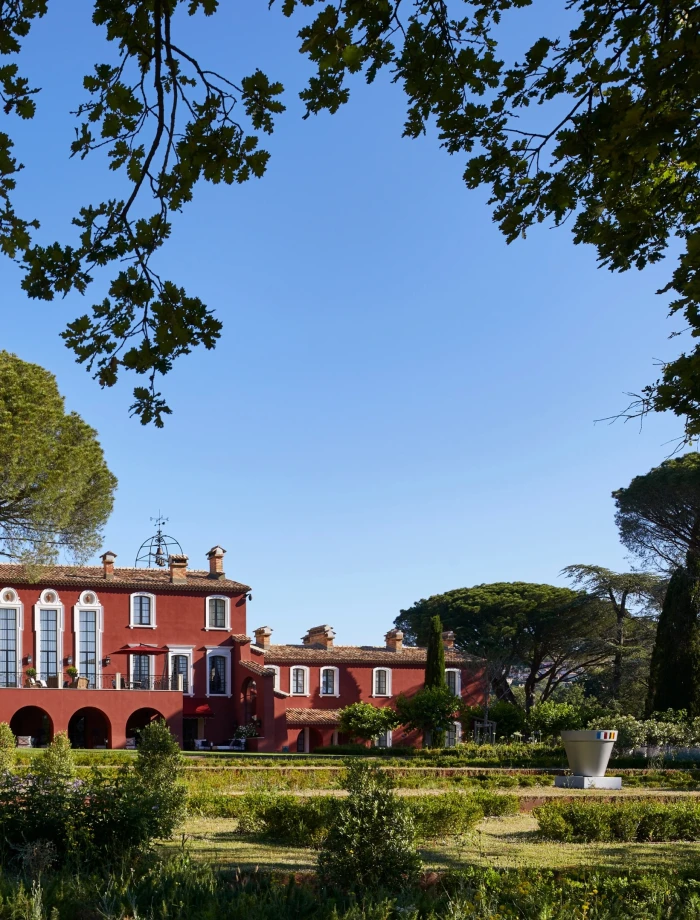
[66, 666, 79, 688]
[24, 668, 37, 687]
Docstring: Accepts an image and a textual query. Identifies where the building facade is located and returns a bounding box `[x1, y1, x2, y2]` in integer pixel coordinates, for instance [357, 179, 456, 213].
[0, 550, 484, 750]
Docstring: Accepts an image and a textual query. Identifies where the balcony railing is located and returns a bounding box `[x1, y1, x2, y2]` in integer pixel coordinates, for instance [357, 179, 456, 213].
[0, 672, 186, 691]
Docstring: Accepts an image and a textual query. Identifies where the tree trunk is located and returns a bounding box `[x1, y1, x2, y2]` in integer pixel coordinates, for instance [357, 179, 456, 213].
[491, 673, 518, 706]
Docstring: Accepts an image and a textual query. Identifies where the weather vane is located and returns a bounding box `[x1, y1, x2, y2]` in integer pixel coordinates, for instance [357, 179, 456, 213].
[134, 513, 183, 568]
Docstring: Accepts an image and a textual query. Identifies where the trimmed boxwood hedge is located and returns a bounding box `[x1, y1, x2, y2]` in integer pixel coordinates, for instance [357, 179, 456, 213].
[535, 800, 700, 842]
[187, 790, 516, 845]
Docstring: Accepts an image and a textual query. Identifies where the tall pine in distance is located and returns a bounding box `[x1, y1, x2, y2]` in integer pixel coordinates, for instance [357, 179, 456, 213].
[424, 615, 446, 747]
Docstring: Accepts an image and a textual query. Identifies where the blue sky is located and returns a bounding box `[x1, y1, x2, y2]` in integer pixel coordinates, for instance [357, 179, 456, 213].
[0, 1, 686, 644]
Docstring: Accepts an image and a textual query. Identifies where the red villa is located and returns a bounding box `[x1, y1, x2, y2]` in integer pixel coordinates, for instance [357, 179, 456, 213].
[0, 547, 484, 750]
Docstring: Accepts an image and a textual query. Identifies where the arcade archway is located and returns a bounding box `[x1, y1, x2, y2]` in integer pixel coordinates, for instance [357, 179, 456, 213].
[68, 707, 111, 749]
[126, 707, 165, 741]
[10, 706, 53, 747]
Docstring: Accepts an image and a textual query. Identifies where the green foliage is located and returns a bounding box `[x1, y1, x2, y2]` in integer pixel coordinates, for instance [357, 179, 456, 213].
[396, 685, 461, 746]
[528, 701, 586, 738]
[396, 583, 612, 712]
[318, 761, 421, 892]
[0, 351, 117, 562]
[0, 723, 14, 774]
[462, 701, 526, 739]
[536, 800, 700, 843]
[646, 565, 700, 716]
[613, 454, 700, 570]
[338, 702, 400, 742]
[425, 614, 446, 688]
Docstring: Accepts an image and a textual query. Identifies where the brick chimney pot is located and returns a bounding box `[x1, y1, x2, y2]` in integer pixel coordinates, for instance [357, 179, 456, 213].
[207, 545, 226, 578]
[169, 554, 189, 583]
[254, 626, 273, 650]
[385, 629, 403, 652]
[304, 625, 335, 649]
[101, 551, 117, 580]
[442, 630, 456, 650]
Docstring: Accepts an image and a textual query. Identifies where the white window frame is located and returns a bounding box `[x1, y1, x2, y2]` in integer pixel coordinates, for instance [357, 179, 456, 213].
[73, 591, 104, 686]
[296, 727, 310, 753]
[375, 728, 393, 748]
[372, 667, 392, 697]
[129, 592, 156, 629]
[205, 595, 231, 631]
[205, 646, 232, 697]
[266, 664, 280, 691]
[320, 665, 340, 697]
[167, 645, 194, 695]
[446, 721, 462, 747]
[33, 589, 64, 685]
[0, 587, 23, 687]
[290, 665, 310, 696]
[445, 668, 462, 696]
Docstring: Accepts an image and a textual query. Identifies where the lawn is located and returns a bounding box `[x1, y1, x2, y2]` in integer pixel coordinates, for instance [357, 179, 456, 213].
[165, 812, 700, 872]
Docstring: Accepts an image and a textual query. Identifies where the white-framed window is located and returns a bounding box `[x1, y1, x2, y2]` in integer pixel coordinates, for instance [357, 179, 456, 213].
[291, 665, 309, 696]
[205, 595, 230, 630]
[74, 591, 103, 688]
[445, 668, 461, 696]
[205, 646, 232, 697]
[372, 667, 391, 697]
[33, 589, 64, 685]
[445, 721, 462, 747]
[266, 664, 280, 691]
[320, 666, 339, 697]
[167, 645, 194, 694]
[130, 593, 156, 628]
[0, 587, 22, 689]
[375, 729, 393, 748]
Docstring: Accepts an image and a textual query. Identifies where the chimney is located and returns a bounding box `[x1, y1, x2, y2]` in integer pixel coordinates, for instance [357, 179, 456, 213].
[303, 625, 335, 649]
[385, 628, 403, 652]
[169, 554, 188, 583]
[101, 551, 117, 580]
[254, 626, 273, 650]
[207, 545, 226, 578]
[442, 630, 455, 651]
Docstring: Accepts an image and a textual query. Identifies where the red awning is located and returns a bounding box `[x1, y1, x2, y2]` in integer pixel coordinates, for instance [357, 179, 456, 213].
[183, 699, 214, 717]
[113, 645, 169, 654]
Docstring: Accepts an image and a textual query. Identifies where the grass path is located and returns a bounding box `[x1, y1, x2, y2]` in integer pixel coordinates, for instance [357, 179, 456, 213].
[165, 814, 700, 873]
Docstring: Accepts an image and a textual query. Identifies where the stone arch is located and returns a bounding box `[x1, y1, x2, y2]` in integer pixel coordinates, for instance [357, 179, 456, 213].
[68, 707, 112, 749]
[126, 707, 165, 741]
[308, 727, 324, 752]
[10, 706, 53, 747]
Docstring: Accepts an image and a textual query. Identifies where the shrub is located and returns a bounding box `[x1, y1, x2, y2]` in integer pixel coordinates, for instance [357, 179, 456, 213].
[536, 800, 700, 842]
[338, 703, 400, 743]
[528, 701, 584, 737]
[409, 793, 483, 837]
[0, 723, 15, 773]
[317, 761, 421, 892]
[396, 686, 461, 746]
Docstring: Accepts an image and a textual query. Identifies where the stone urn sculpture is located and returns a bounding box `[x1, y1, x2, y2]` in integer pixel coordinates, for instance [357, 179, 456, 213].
[554, 729, 622, 789]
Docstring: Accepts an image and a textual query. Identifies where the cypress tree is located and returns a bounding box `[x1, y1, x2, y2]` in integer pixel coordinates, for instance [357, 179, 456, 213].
[423, 615, 447, 747]
[424, 615, 446, 688]
[647, 560, 700, 717]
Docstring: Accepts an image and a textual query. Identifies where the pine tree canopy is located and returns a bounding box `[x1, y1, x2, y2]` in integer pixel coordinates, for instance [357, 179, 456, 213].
[0, 3, 699, 429]
[0, 350, 117, 563]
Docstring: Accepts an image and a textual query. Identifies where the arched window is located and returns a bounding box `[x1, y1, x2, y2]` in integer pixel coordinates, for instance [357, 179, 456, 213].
[445, 668, 461, 696]
[0, 588, 21, 689]
[130, 593, 156, 628]
[209, 655, 227, 695]
[373, 668, 391, 697]
[320, 666, 339, 697]
[291, 666, 309, 696]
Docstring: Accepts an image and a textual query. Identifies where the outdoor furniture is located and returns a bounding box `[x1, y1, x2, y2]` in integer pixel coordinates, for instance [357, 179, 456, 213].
[193, 739, 209, 751]
[46, 677, 59, 689]
[76, 677, 89, 689]
[16, 736, 32, 747]
[36, 679, 47, 688]
[125, 738, 136, 749]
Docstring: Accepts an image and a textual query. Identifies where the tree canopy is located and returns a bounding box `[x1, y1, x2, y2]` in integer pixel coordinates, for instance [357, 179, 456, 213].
[0, 350, 117, 563]
[562, 565, 664, 702]
[613, 454, 700, 570]
[1, 2, 699, 429]
[395, 582, 613, 712]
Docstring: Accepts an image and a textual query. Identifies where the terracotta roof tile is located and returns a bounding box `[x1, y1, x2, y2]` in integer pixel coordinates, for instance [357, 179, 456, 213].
[264, 644, 475, 665]
[0, 564, 249, 594]
[285, 708, 341, 726]
[239, 659, 275, 677]
[231, 635, 251, 643]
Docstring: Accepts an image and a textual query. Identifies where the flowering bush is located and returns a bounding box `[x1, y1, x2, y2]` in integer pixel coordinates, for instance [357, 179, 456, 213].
[234, 721, 260, 739]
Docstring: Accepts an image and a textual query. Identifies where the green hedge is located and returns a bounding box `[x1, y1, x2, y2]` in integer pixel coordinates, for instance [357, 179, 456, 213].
[536, 800, 700, 842]
[187, 790, 514, 844]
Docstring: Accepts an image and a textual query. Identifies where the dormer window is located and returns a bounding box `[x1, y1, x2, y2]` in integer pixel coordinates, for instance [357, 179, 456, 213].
[206, 596, 230, 630]
[130, 593, 156, 628]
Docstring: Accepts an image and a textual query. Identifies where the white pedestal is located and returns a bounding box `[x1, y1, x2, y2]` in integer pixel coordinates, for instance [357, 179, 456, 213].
[554, 775, 622, 790]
